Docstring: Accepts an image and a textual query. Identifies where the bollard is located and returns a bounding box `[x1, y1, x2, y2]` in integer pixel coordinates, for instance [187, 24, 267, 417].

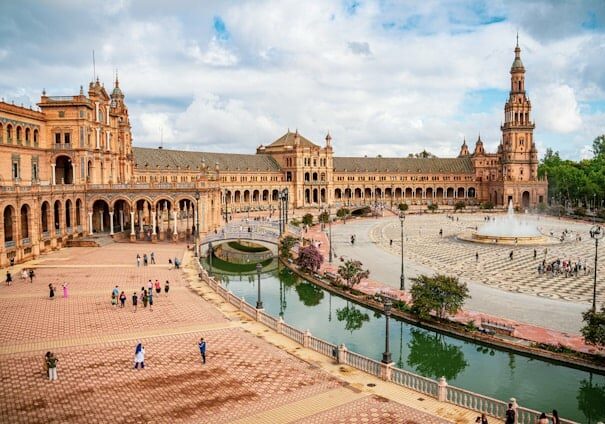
[437, 377, 448, 402]
[303, 329, 311, 348]
[337, 343, 348, 364]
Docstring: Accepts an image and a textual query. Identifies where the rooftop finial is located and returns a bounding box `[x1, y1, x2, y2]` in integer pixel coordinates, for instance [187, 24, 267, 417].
[115, 68, 119, 87]
[516, 31, 519, 48]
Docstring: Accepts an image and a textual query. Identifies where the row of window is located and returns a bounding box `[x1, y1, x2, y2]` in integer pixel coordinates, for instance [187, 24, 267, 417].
[0, 123, 39, 146]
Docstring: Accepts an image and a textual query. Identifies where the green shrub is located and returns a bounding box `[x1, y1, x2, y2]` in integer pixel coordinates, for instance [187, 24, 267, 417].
[427, 204, 438, 212]
[480, 201, 494, 210]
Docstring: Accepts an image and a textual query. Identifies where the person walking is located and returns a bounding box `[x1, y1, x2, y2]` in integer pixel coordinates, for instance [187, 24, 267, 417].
[475, 252, 479, 262]
[198, 337, 206, 364]
[119, 291, 126, 308]
[112, 285, 120, 301]
[5, 270, 12, 286]
[49, 284, 56, 300]
[29, 268, 35, 283]
[141, 289, 148, 308]
[509, 251, 513, 261]
[111, 292, 117, 307]
[150, 252, 155, 264]
[136, 254, 141, 267]
[147, 289, 153, 311]
[132, 291, 138, 312]
[134, 342, 145, 369]
[47, 352, 58, 381]
[147, 280, 153, 295]
[143, 254, 148, 266]
[154, 280, 161, 296]
[62, 283, 68, 298]
[164, 280, 170, 296]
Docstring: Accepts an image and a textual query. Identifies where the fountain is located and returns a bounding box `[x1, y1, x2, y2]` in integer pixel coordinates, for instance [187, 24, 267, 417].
[469, 200, 548, 245]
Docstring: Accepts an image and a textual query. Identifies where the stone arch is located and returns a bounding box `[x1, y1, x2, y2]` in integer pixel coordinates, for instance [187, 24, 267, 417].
[25, 128, 31, 144]
[53, 200, 61, 233]
[55, 155, 73, 184]
[305, 188, 311, 204]
[41, 201, 50, 233]
[16, 125, 22, 143]
[304, 172, 310, 182]
[75, 198, 83, 227]
[243, 190, 250, 202]
[522, 191, 530, 209]
[436, 187, 444, 199]
[92, 199, 110, 233]
[468, 187, 476, 198]
[262, 189, 269, 202]
[272, 189, 279, 201]
[313, 188, 319, 203]
[20, 204, 30, 239]
[234, 190, 241, 203]
[364, 188, 372, 199]
[320, 188, 326, 203]
[87, 160, 93, 182]
[375, 187, 382, 199]
[405, 187, 413, 198]
[252, 190, 260, 202]
[395, 187, 402, 199]
[457, 187, 465, 198]
[354, 188, 362, 199]
[3, 205, 15, 243]
[415, 187, 423, 198]
[34, 129, 39, 145]
[426, 187, 433, 198]
[446, 187, 455, 198]
[225, 190, 232, 204]
[6, 123, 13, 142]
[65, 199, 73, 229]
[335, 188, 342, 199]
[312, 172, 318, 181]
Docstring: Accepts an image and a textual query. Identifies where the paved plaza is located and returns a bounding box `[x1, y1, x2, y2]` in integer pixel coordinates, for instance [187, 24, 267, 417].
[328, 212, 603, 334]
[0, 242, 470, 423]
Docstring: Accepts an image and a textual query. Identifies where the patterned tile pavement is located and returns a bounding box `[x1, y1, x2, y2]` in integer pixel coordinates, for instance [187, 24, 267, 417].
[0, 241, 457, 423]
[294, 395, 450, 424]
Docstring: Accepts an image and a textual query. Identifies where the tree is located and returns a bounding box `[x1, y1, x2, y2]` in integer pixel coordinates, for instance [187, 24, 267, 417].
[336, 207, 350, 222]
[318, 211, 330, 224]
[581, 306, 605, 348]
[398, 203, 409, 212]
[427, 203, 438, 212]
[408, 150, 437, 158]
[337, 259, 370, 288]
[593, 134, 605, 157]
[577, 377, 605, 423]
[410, 274, 469, 319]
[280, 235, 298, 259]
[296, 244, 323, 272]
[302, 213, 314, 226]
[454, 201, 466, 211]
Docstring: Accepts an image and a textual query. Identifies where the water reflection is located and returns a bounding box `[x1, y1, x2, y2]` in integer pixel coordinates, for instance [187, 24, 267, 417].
[577, 375, 605, 424]
[336, 304, 370, 333]
[407, 329, 468, 380]
[295, 281, 324, 306]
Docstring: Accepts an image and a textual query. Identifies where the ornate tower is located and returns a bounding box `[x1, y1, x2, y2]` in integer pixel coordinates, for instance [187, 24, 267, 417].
[500, 36, 538, 182]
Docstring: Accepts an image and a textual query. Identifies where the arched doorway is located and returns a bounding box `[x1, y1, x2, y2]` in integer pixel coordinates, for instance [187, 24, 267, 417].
[41, 202, 50, 234]
[87, 160, 93, 182]
[457, 187, 465, 198]
[113, 199, 130, 233]
[55, 155, 73, 184]
[92, 200, 110, 233]
[54, 201, 61, 235]
[20, 204, 30, 241]
[65, 199, 72, 231]
[305, 189, 311, 204]
[3, 205, 15, 244]
[75, 199, 83, 228]
[522, 191, 530, 209]
[313, 188, 318, 204]
[468, 187, 476, 198]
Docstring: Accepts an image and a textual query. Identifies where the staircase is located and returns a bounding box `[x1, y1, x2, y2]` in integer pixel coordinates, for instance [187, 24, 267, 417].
[67, 234, 115, 247]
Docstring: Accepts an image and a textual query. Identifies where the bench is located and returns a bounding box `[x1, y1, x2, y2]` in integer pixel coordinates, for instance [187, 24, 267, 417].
[481, 319, 514, 336]
[323, 271, 338, 282]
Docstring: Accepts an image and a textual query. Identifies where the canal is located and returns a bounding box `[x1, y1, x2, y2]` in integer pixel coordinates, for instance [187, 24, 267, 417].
[202, 258, 605, 422]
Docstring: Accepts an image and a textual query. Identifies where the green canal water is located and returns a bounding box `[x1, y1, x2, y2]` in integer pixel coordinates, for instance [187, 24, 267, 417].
[202, 257, 605, 422]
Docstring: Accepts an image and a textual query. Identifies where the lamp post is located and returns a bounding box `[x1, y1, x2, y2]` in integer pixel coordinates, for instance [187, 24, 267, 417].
[224, 191, 229, 222]
[278, 191, 283, 237]
[256, 262, 263, 309]
[589, 226, 604, 312]
[382, 298, 393, 364]
[399, 212, 406, 291]
[194, 190, 200, 257]
[208, 241, 213, 276]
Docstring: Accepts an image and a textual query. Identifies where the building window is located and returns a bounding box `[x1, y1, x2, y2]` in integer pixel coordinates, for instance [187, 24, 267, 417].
[64, 133, 71, 144]
[12, 161, 19, 179]
[55, 133, 61, 144]
[79, 110, 85, 118]
[32, 163, 38, 181]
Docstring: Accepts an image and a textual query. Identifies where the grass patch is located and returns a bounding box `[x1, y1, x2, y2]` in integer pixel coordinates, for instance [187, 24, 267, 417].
[227, 241, 269, 253]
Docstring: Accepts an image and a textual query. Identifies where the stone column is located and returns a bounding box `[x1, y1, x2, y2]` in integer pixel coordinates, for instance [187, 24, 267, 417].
[172, 209, 178, 237]
[51, 164, 56, 185]
[99, 211, 104, 232]
[109, 211, 114, 235]
[119, 210, 124, 232]
[138, 210, 143, 233]
[151, 210, 157, 235]
[129, 211, 135, 241]
[88, 211, 93, 235]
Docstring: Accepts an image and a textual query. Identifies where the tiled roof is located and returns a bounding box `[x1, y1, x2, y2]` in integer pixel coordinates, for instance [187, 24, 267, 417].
[333, 156, 474, 173]
[266, 131, 319, 149]
[132, 147, 281, 172]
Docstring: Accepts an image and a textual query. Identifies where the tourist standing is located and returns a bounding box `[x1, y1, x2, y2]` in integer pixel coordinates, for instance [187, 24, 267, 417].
[150, 252, 155, 264]
[475, 252, 479, 262]
[43, 352, 50, 376]
[29, 269, 35, 283]
[47, 352, 58, 381]
[537, 412, 548, 424]
[119, 291, 126, 308]
[164, 280, 170, 296]
[551, 410, 560, 424]
[49, 284, 56, 299]
[147, 290, 153, 311]
[505, 403, 515, 424]
[136, 254, 141, 267]
[112, 286, 120, 303]
[134, 342, 145, 369]
[141, 289, 148, 308]
[62, 283, 68, 298]
[5, 270, 12, 286]
[154, 280, 161, 296]
[143, 254, 148, 266]
[509, 251, 513, 261]
[132, 292, 138, 312]
[111, 292, 117, 307]
[198, 337, 206, 364]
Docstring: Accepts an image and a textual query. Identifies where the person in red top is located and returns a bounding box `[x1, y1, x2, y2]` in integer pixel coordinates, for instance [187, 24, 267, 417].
[154, 280, 161, 296]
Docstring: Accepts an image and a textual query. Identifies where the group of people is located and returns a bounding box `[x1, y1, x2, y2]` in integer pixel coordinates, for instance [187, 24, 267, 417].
[111, 280, 170, 312]
[48, 283, 68, 299]
[537, 257, 590, 277]
[5, 268, 35, 286]
[132, 338, 206, 371]
[136, 252, 156, 267]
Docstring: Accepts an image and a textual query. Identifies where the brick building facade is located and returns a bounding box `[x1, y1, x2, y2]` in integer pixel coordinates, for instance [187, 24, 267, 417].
[0, 42, 546, 266]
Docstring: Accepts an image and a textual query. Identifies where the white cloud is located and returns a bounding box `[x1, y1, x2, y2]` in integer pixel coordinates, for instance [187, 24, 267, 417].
[533, 84, 582, 133]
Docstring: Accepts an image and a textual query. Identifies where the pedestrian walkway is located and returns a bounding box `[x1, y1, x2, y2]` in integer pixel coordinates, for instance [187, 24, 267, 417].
[0, 241, 476, 423]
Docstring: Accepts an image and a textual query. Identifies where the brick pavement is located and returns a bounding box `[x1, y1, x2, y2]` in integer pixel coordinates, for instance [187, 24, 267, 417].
[0, 241, 459, 423]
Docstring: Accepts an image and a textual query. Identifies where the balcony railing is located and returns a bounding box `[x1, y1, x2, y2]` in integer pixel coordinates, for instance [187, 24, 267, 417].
[53, 143, 72, 150]
[4, 240, 15, 248]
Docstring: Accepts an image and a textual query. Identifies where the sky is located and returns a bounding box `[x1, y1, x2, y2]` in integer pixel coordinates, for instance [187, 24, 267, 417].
[0, 0, 604, 160]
